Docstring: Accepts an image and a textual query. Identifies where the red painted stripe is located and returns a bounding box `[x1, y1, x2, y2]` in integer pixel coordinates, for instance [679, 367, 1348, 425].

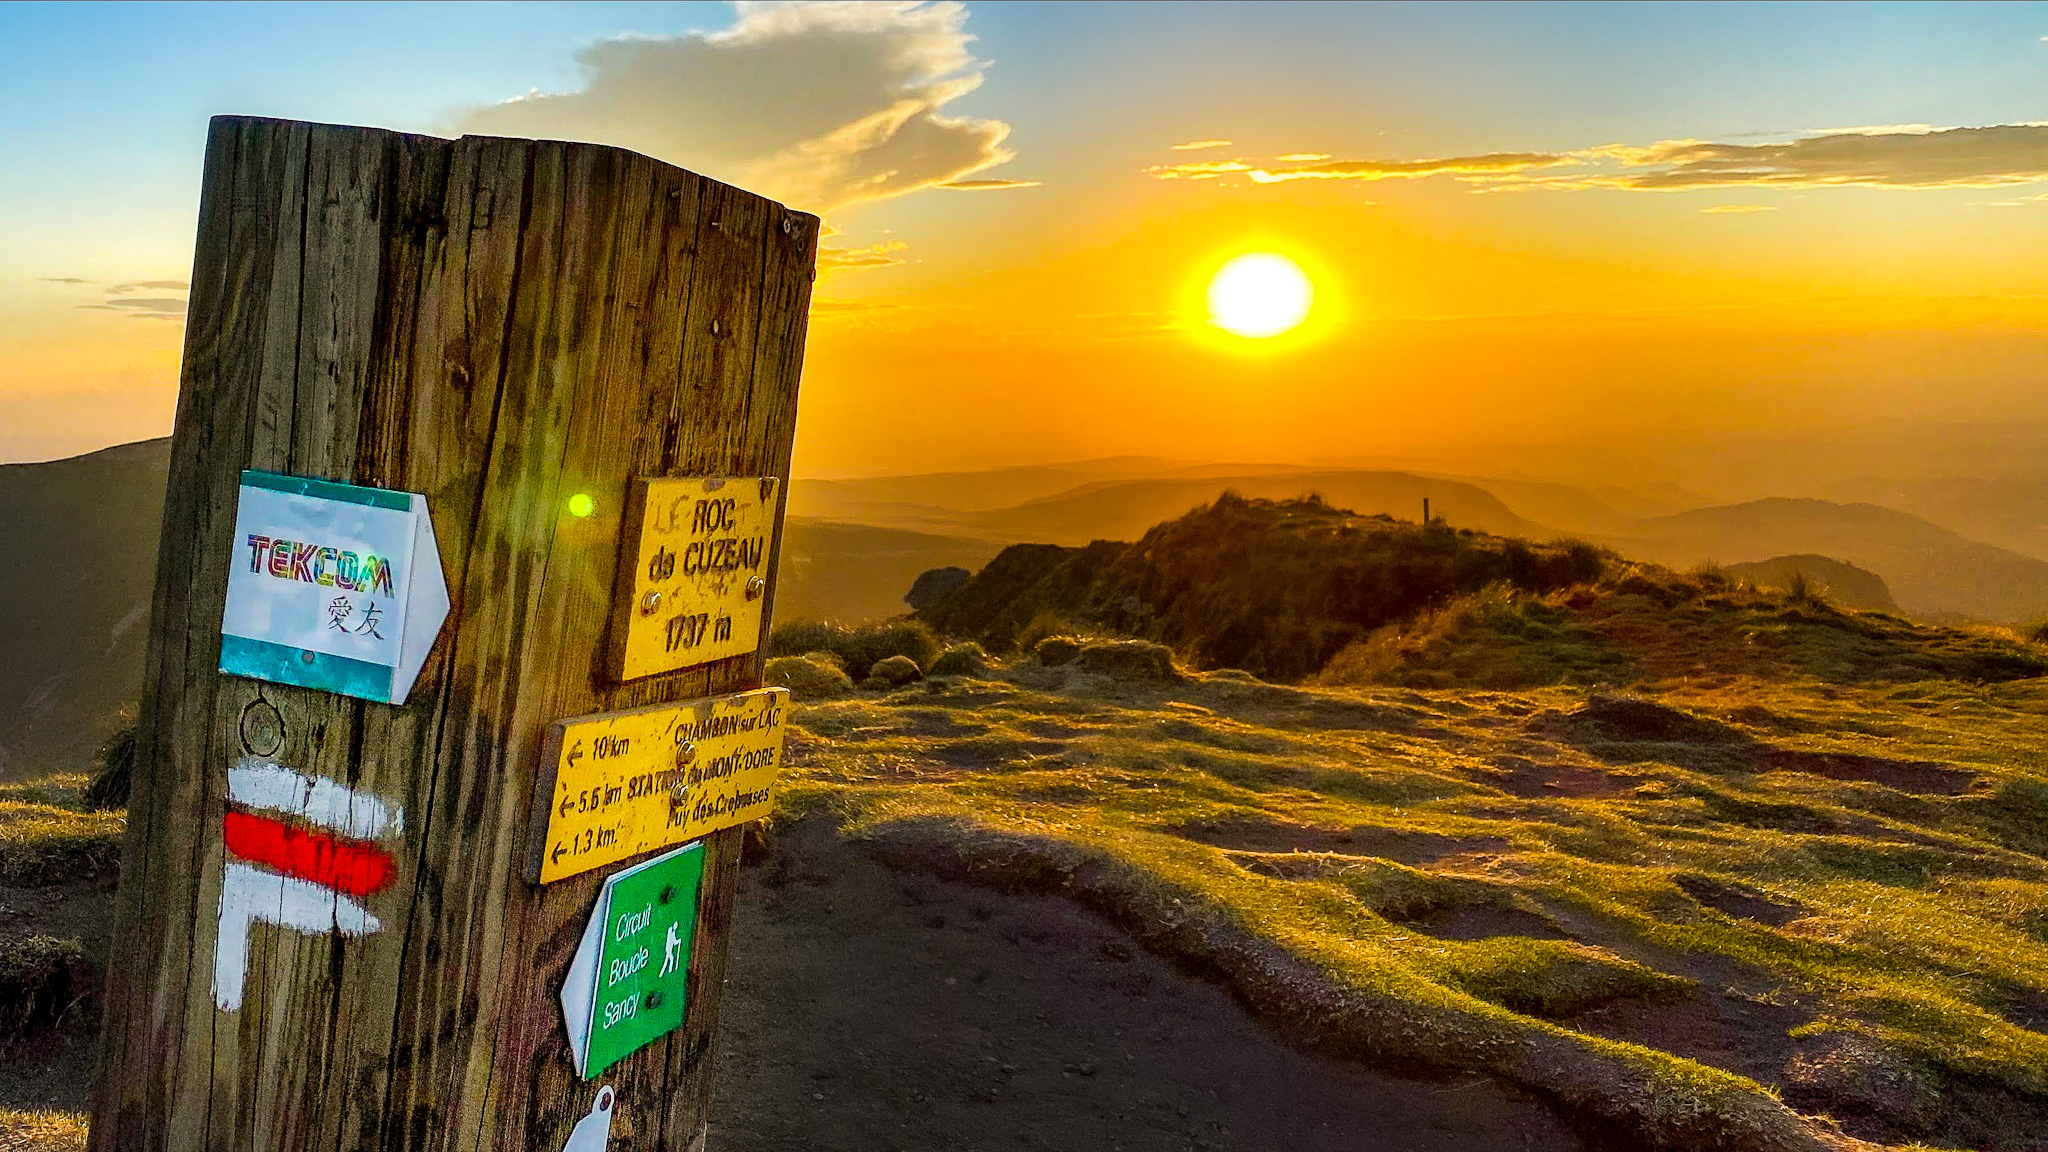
[222, 810, 395, 898]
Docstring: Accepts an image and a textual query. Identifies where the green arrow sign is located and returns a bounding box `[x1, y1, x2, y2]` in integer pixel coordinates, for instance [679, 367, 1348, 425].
[560, 841, 705, 1079]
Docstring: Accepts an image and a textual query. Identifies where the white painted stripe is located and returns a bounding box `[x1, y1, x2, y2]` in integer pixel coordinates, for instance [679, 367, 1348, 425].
[213, 860, 382, 1012]
[227, 757, 402, 838]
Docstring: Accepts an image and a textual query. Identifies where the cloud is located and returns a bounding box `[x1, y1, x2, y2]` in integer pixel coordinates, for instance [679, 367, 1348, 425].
[1144, 159, 1254, 179]
[1591, 125, 2048, 190]
[108, 280, 190, 293]
[1276, 152, 1330, 162]
[1699, 204, 1777, 213]
[818, 240, 909, 270]
[1171, 139, 1232, 151]
[1978, 191, 2048, 207]
[38, 277, 90, 284]
[454, 1, 1015, 214]
[938, 178, 1040, 190]
[1172, 124, 2048, 195]
[84, 297, 188, 319]
[1244, 151, 1573, 184]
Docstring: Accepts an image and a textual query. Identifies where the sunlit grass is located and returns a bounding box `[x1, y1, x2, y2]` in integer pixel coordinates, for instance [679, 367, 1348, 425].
[777, 661, 2048, 1147]
[0, 1109, 88, 1150]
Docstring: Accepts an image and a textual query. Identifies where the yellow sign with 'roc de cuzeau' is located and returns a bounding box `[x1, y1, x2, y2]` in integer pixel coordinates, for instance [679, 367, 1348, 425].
[608, 476, 779, 681]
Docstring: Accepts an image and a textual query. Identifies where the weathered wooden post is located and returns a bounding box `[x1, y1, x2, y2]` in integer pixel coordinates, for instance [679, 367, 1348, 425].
[90, 116, 816, 1150]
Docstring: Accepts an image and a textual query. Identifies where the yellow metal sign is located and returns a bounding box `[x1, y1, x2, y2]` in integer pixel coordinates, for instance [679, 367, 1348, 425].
[528, 688, 790, 884]
[609, 476, 778, 681]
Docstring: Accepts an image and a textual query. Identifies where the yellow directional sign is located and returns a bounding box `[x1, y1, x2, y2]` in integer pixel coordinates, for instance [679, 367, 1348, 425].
[609, 476, 779, 681]
[528, 688, 790, 884]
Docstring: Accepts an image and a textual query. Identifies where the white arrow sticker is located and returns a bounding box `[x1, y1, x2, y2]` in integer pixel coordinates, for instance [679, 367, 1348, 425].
[561, 1086, 614, 1152]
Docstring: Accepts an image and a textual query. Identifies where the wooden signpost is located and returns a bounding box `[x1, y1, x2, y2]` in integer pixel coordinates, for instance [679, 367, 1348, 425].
[90, 116, 816, 1151]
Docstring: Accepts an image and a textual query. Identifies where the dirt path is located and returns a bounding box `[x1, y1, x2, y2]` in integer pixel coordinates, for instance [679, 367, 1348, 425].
[710, 824, 1588, 1152]
[2, 832, 1588, 1151]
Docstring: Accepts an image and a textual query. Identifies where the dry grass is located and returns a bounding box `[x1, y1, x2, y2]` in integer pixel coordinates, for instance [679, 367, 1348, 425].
[0, 1111, 86, 1152]
[774, 660, 2048, 1150]
[0, 778, 122, 888]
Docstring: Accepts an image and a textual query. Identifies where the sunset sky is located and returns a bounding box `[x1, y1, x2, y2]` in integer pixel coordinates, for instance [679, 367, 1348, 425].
[5, 1, 2048, 487]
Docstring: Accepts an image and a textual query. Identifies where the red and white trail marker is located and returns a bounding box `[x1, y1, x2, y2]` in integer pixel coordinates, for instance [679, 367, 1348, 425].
[213, 758, 403, 1012]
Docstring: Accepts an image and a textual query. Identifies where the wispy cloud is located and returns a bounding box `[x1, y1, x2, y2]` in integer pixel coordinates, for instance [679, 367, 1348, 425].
[1246, 151, 1573, 184]
[818, 240, 909, 271]
[455, 1, 1016, 214]
[1977, 191, 2048, 207]
[1159, 124, 2048, 196]
[1699, 204, 1777, 213]
[1276, 152, 1330, 162]
[85, 297, 187, 320]
[55, 277, 190, 321]
[1144, 159, 1254, 180]
[1171, 139, 1232, 151]
[938, 178, 1041, 190]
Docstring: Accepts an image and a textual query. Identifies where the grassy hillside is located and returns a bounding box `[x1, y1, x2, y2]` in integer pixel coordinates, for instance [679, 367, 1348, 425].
[1725, 556, 1898, 614]
[776, 651, 2048, 1151]
[0, 440, 167, 780]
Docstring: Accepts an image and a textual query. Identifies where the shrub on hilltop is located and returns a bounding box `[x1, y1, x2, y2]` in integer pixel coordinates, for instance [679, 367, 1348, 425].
[769, 618, 942, 682]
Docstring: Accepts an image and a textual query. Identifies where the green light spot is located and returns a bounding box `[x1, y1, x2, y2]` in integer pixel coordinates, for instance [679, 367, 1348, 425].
[568, 493, 596, 518]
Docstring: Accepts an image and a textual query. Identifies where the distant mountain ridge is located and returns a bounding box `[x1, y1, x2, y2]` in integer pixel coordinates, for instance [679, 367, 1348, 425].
[0, 437, 168, 777]
[8, 440, 2048, 779]
[1612, 497, 2048, 622]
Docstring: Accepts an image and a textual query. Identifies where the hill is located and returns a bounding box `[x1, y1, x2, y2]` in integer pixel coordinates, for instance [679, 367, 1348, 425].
[919, 494, 1608, 680]
[0, 439, 168, 779]
[1612, 498, 2048, 623]
[917, 494, 2047, 692]
[791, 456, 1309, 522]
[777, 518, 996, 623]
[1722, 555, 1898, 613]
[1823, 474, 2048, 563]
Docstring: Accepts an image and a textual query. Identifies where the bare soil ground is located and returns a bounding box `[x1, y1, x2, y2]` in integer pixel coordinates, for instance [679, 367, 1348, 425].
[710, 821, 1588, 1152]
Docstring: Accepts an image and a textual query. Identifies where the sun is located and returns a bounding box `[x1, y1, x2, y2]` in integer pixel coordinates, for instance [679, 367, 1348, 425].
[1206, 252, 1314, 339]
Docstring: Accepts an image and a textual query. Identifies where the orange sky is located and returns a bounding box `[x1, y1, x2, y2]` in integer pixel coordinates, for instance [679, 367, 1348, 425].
[7, 2, 2048, 484]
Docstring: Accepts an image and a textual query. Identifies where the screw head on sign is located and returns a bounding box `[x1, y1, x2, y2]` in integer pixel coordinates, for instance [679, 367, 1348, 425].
[746, 575, 767, 600]
[640, 589, 663, 616]
[677, 740, 698, 765]
[300, 650, 316, 664]
[781, 215, 794, 236]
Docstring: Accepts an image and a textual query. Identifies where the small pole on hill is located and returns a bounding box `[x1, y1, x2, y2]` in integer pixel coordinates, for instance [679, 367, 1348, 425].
[90, 116, 816, 1151]
[1422, 497, 1430, 526]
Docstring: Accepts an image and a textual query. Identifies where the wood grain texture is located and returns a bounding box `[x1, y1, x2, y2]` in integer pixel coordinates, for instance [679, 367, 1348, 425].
[90, 116, 816, 1152]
